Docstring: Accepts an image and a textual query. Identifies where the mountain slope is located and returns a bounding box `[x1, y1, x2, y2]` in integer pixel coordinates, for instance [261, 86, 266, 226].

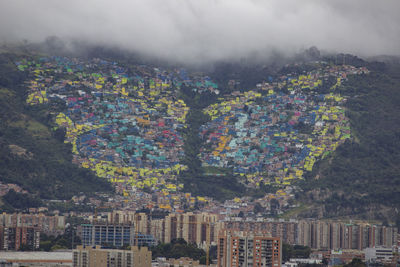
[299, 64, 400, 220]
[0, 53, 113, 209]
[1, 49, 399, 221]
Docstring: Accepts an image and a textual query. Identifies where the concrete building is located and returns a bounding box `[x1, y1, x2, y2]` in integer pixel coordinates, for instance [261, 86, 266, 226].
[217, 230, 281, 267]
[0, 251, 72, 266]
[0, 226, 40, 251]
[329, 249, 365, 265]
[152, 257, 201, 267]
[99, 212, 399, 252]
[364, 247, 394, 264]
[284, 259, 322, 266]
[223, 219, 297, 245]
[130, 212, 222, 247]
[297, 220, 398, 250]
[0, 213, 65, 236]
[79, 224, 157, 248]
[105, 211, 222, 247]
[73, 245, 151, 267]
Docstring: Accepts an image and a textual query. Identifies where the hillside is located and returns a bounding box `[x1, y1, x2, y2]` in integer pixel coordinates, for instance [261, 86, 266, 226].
[1, 49, 400, 221]
[0, 53, 113, 210]
[199, 57, 400, 221]
[298, 63, 400, 221]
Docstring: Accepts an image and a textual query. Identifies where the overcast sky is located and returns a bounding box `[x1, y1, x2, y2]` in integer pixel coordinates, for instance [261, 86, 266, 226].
[1, 0, 399, 63]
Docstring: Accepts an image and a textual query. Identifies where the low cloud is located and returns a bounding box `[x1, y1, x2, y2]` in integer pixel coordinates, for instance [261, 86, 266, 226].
[1, 0, 399, 64]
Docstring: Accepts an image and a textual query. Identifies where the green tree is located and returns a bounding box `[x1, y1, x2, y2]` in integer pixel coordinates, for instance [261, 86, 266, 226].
[343, 258, 366, 267]
[282, 243, 311, 262]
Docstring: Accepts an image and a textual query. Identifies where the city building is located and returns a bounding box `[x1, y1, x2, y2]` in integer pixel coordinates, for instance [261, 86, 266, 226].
[106, 211, 223, 247]
[107, 211, 137, 225]
[328, 249, 365, 265]
[73, 245, 151, 267]
[297, 220, 398, 250]
[284, 258, 322, 266]
[222, 218, 297, 245]
[0, 213, 65, 236]
[158, 212, 221, 246]
[217, 230, 281, 267]
[89, 211, 399, 253]
[0, 226, 40, 251]
[0, 251, 72, 266]
[152, 257, 201, 267]
[364, 247, 394, 264]
[79, 224, 157, 248]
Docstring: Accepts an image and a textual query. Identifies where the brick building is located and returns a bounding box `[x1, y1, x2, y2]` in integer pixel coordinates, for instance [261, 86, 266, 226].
[217, 230, 281, 267]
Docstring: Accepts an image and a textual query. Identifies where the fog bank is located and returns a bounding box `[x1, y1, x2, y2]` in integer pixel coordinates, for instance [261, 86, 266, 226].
[1, 0, 399, 64]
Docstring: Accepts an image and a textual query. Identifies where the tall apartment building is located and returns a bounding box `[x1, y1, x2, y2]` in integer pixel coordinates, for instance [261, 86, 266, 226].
[103, 212, 398, 252]
[297, 220, 398, 250]
[106, 211, 223, 247]
[156, 212, 222, 246]
[107, 211, 137, 225]
[73, 245, 151, 267]
[107, 211, 150, 238]
[80, 224, 157, 248]
[0, 226, 40, 250]
[0, 212, 65, 236]
[222, 219, 297, 245]
[217, 230, 281, 267]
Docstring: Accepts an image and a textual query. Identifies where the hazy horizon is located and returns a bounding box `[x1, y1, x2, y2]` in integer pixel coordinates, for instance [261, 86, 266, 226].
[1, 0, 399, 64]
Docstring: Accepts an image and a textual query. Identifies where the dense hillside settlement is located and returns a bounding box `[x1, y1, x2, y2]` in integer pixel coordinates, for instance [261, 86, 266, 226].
[14, 56, 369, 212]
[1, 0, 399, 263]
[2, 52, 400, 265]
[201, 65, 367, 188]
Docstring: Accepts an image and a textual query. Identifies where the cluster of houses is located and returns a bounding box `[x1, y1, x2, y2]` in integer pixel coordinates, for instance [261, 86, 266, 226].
[0, 182, 28, 196]
[200, 64, 369, 196]
[16, 57, 218, 210]
[16, 57, 369, 211]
